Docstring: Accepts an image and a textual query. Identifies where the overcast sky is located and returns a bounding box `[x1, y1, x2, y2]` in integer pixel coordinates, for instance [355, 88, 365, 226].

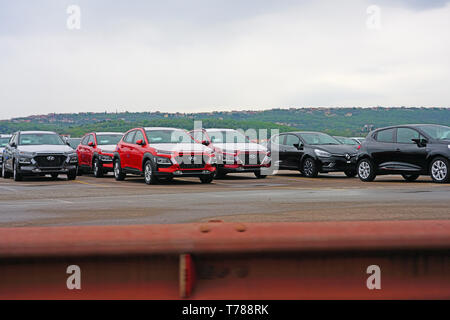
[0, 0, 449, 120]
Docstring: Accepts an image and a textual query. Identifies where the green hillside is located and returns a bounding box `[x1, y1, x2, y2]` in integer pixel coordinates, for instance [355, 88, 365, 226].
[1, 107, 449, 137]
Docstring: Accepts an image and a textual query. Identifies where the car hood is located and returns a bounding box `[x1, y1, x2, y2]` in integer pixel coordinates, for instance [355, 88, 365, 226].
[98, 145, 117, 153]
[211, 142, 267, 153]
[313, 144, 358, 155]
[18, 145, 75, 154]
[150, 143, 212, 154]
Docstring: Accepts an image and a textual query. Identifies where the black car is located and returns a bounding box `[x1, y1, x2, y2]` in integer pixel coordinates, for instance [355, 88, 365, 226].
[356, 124, 450, 183]
[2, 131, 79, 181]
[268, 131, 358, 177]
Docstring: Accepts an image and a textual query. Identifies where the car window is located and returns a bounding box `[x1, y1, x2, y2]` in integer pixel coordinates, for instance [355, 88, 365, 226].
[133, 130, 145, 144]
[285, 135, 300, 147]
[375, 129, 395, 143]
[0, 136, 11, 147]
[80, 135, 89, 146]
[271, 135, 283, 145]
[123, 131, 136, 143]
[87, 135, 95, 145]
[96, 134, 123, 145]
[19, 133, 65, 146]
[192, 131, 207, 142]
[397, 128, 420, 144]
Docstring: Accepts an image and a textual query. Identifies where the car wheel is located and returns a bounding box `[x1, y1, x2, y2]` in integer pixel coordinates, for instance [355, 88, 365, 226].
[254, 170, 267, 179]
[2, 163, 11, 179]
[13, 161, 23, 181]
[93, 158, 104, 178]
[144, 160, 158, 185]
[430, 157, 449, 183]
[200, 174, 214, 184]
[67, 170, 77, 180]
[357, 158, 376, 182]
[302, 158, 318, 178]
[113, 159, 125, 181]
[402, 174, 420, 182]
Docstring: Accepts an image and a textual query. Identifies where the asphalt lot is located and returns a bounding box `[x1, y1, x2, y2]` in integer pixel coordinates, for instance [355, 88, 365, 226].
[0, 171, 449, 227]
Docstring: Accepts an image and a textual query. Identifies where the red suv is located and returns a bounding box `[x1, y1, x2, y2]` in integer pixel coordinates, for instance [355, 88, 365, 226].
[113, 127, 216, 184]
[77, 132, 123, 177]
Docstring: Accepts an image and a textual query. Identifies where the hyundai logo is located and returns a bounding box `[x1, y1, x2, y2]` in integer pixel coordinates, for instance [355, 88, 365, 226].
[47, 156, 55, 161]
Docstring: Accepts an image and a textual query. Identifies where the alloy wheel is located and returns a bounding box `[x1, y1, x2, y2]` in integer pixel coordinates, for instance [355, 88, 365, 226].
[431, 160, 447, 182]
[358, 161, 371, 179]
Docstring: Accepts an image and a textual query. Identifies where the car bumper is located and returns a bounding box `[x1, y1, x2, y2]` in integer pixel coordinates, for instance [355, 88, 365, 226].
[17, 164, 78, 175]
[220, 163, 271, 173]
[318, 156, 357, 172]
[156, 164, 216, 177]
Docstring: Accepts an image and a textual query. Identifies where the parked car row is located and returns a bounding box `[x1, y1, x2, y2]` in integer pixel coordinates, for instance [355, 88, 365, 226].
[1, 124, 449, 183]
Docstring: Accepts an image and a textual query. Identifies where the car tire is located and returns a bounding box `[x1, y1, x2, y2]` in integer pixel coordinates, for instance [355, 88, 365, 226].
[344, 169, 357, 178]
[67, 170, 77, 180]
[200, 174, 214, 184]
[254, 170, 267, 179]
[2, 163, 11, 179]
[302, 157, 318, 178]
[114, 158, 126, 181]
[13, 161, 23, 181]
[93, 158, 104, 178]
[144, 160, 158, 185]
[357, 158, 376, 182]
[430, 157, 449, 183]
[402, 174, 420, 182]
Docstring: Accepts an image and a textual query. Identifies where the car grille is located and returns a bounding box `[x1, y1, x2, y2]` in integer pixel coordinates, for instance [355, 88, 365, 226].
[238, 152, 266, 166]
[34, 155, 66, 168]
[175, 154, 207, 169]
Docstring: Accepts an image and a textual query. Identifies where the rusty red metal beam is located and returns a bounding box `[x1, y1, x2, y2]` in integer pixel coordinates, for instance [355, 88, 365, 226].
[0, 220, 449, 299]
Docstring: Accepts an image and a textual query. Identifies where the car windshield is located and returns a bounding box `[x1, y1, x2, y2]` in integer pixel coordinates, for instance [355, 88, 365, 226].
[417, 125, 450, 140]
[96, 134, 123, 145]
[335, 136, 358, 145]
[207, 130, 249, 143]
[0, 137, 10, 147]
[299, 133, 341, 145]
[19, 133, 65, 146]
[145, 130, 194, 144]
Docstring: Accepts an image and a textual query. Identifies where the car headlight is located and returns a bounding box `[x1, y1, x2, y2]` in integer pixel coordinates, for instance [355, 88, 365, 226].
[18, 151, 34, 157]
[314, 149, 331, 158]
[156, 150, 173, 155]
[18, 157, 32, 164]
[156, 156, 172, 165]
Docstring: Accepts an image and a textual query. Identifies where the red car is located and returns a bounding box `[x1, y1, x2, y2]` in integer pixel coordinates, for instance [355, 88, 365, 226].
[77, 132, 123, 177]
[113, 127, 216, 184]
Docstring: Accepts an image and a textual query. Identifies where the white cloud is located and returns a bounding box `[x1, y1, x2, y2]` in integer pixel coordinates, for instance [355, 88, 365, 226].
[0, 0, 449, 119]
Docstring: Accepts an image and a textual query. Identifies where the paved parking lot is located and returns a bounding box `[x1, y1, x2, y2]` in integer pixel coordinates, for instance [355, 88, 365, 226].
[0, 171, 449, 227]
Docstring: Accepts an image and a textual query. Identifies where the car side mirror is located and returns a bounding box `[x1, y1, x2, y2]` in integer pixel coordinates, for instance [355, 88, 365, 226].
[136, 139, 146, 146]
[412, 138, 427, 147]
[10, 142, 16, 148]
[88, 141, 95, 147]
[202, 140, 210, 146]
[293, 143, 303, 150]
[66, 142, 71, 147]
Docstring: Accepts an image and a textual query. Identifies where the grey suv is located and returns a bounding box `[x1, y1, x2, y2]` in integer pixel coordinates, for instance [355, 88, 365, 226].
[2, 131, 78, 181]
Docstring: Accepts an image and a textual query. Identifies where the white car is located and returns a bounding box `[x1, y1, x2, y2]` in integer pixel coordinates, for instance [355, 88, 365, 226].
[189, 128, 271, 178]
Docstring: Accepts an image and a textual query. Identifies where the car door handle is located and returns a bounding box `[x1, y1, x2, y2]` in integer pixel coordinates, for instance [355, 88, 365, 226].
[395, 148, 401, 152]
